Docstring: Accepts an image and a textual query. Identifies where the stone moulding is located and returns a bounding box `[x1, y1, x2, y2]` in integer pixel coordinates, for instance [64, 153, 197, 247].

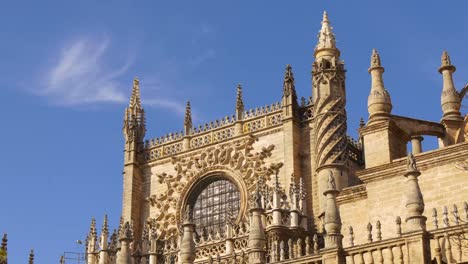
[357, 142, 468, 183]
[146, 134, 283, 239]
[337, 184, 367, 205]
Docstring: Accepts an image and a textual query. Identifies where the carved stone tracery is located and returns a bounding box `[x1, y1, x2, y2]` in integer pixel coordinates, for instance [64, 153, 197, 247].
[146, 135, 282, 239]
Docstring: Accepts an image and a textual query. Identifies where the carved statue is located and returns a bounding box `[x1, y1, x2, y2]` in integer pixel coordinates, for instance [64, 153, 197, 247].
[407, 152, 418, 172]
[184, 205, 192, 223]
[327, 171, 336, 190]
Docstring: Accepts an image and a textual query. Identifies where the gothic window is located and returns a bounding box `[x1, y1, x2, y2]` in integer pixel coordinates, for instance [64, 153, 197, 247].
[190, 177, 240, 235]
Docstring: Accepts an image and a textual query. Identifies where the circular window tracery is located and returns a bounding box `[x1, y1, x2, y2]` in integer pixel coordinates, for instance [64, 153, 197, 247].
[189, 177, 240, 234]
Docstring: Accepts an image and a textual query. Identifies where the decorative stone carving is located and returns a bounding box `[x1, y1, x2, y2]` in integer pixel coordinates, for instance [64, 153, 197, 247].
[146, 134, 282, 239]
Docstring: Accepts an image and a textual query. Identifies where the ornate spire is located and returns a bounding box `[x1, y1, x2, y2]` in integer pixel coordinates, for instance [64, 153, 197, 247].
[87, 218, 97, 253]
[184, 101, 192, 136]
[368, 48, 392, 122]
[102, 214, 109, 235]
[236, 84, 244, 112]
[123, 77, 146, 144]
[0, 234, 7, 264]
[438, 50, 462, 122]
[370, 48, 382, 68]
[439, 50, 455, 72]
[315, 11, 337, 52]
[99, 214, 109, 250]
[283, 64, 297, 99]
[129, 77, 142, 108]
[28, 249, 34, 264]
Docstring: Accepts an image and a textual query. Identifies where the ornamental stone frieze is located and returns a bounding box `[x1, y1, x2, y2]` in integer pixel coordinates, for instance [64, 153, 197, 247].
[146, 134, 283, 239]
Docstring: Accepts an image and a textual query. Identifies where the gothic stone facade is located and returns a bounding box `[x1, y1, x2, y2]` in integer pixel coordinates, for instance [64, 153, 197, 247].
[84, 12, 468, 264]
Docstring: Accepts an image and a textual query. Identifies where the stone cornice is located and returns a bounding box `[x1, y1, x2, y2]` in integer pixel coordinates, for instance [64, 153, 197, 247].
[337, 184, 367, 205]
[142, 127, 284, 168]
[357, 142, 468, 183]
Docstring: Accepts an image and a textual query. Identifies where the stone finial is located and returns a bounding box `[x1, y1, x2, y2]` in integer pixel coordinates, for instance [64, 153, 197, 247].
[102, 214, 109, 235]
[326, 171, 336, 191]
[60, 255, 65, 264]
[123, 77, 146, 143]
[250, 179, 263, 209]
[432, 208, 439, 229]
[282, 64, 297, 99]
[129, 77, 142, 108]
[120, 221, 133, 241]
[305, 236, 312, 255]
[376, 220, 382, 241]
[359, 117, 365, 128]
[184, 205, 193, 224]
[439, 50, 455, 72]
[184, 101, 192, 136]
[87, 218, 97, 252]
[367, 223, 373, 243]
[464, 202, 468, 221]
[323, 170, 342, 248]
[370, 48, 382, 69]
[443, 206, 449, 227]
[313, 234, 319, 252]
[28, 249, 34, 264]
[348, 226, 354, 246]
[396, 216, 402, 237]
[404, 152, 426, 231]
[315, 11, 337, 52]
[248, 180, 267, 264]
[1, 234, 6, 250]
[438, 50, 462, 123]
[367, 48, 392, 122]
[452, 204, 460, 225]
[406, 152, 418, 172]
[236, 84, 244, 110]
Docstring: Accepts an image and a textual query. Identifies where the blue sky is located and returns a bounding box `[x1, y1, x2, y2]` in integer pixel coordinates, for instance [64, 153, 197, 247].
[0, 1, 467, 263]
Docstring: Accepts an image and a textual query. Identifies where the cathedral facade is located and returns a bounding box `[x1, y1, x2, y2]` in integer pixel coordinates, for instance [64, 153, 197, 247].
[83, 12, 468, 264]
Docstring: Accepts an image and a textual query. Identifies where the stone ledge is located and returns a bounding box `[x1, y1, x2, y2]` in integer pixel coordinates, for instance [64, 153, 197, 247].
[356, 142, 468, 183]
[337, 184, 367, 205]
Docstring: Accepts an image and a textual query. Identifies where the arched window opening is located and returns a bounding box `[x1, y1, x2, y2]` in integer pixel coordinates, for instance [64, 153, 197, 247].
[189, 177, 240, 235]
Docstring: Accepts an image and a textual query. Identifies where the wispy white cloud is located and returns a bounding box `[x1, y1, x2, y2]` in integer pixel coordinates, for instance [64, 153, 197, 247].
[38, 36, 130, 105]
[143, 98, 186, 116]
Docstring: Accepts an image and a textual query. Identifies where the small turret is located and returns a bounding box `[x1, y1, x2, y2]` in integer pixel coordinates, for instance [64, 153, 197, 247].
[367, 49, 392, 123]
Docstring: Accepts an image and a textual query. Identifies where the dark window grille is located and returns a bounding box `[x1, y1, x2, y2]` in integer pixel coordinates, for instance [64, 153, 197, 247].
[192, 179, 240, 234]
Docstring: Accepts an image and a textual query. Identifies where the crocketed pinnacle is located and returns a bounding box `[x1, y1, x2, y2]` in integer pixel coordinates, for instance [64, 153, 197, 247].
[439, 50, 455, 72]
[184, 101, 192, 127]
[129, 77, 142, 108]
[315, 11, 337, 51]
[29, 249, 34, 264]
[102, 214, 109, 235]
[370, 48, 382, 69]
[236, 84, 244, 110]
[283, 64, 297, 99]
[1, 234, 6, 250]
